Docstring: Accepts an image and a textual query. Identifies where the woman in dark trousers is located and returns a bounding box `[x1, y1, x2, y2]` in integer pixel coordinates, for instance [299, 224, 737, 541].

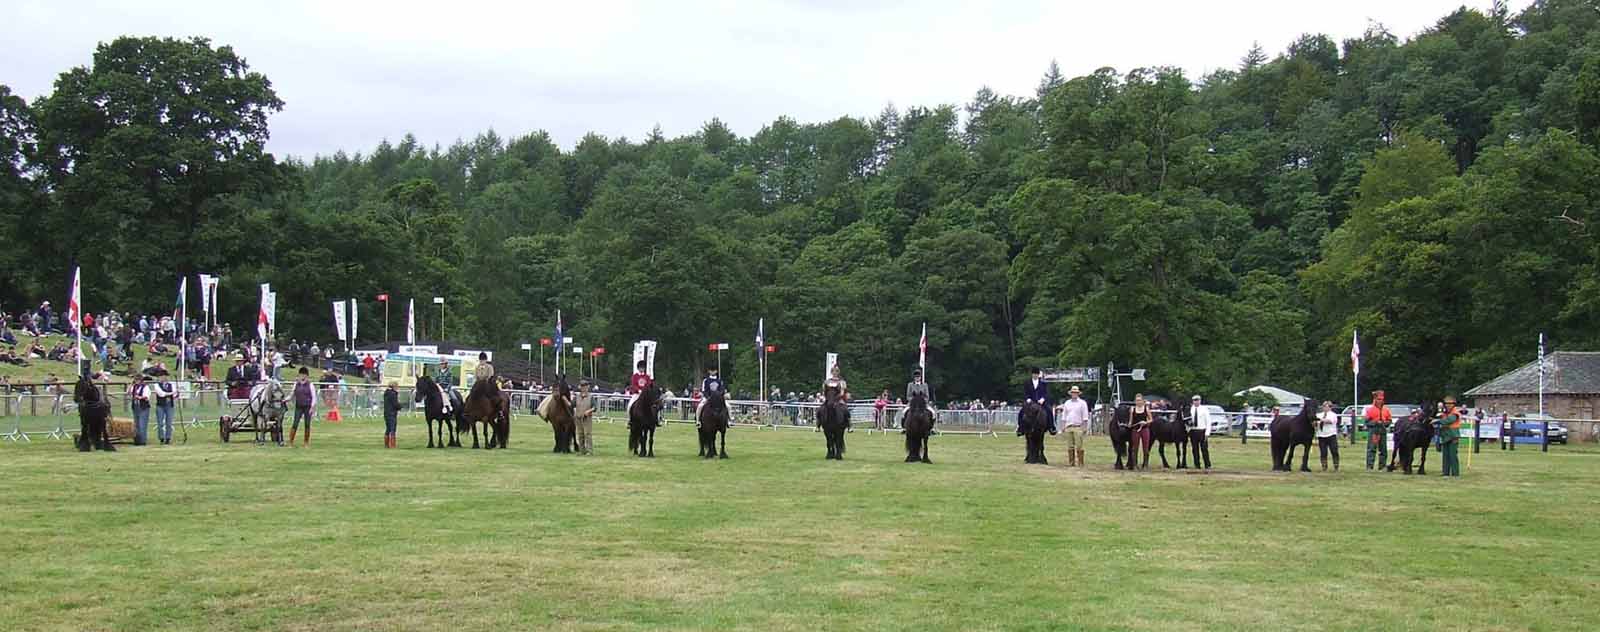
[382, 380, 401, 448]
[1316, 400, 1341, 471]
[289, 367, 316, 447]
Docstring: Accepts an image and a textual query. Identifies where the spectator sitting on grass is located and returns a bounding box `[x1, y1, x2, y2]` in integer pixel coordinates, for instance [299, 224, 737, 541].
[141, 358, 169, 377]
[0, 347, 28, 366]
[0, 326, 15, 346]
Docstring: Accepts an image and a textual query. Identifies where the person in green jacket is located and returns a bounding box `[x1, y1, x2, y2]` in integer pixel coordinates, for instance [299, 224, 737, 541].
[1439, 396, 1463, 477]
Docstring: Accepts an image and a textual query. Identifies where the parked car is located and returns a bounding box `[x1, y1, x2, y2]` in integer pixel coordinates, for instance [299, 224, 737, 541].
[1514, 413, 1568, 444]
[1202, 405, 1231, 434]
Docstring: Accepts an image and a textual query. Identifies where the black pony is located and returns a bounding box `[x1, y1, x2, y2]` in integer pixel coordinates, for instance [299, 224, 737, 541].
[73, 375, 113, 452]
[697, 387, 730, 459]
[628, 384, 664, 457]
[1270, 400, 1317, 472]
[1017, 400, 1051, 464]
[902, 392, 935, 464]
[1109, 403, 1134, 470]
[1389, 403, 1438, 475]
[817, 384, 850, 460]
[1152, 407, 1190, 469]
[415, 375, 464, 448]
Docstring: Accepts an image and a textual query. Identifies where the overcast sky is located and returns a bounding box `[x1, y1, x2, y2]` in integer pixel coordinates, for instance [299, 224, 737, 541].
[3, 0, 1528, 161]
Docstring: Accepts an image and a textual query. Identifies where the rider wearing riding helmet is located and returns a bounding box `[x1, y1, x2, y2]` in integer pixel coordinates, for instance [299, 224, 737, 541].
[1019, 367, 1055, 433]
[823, 363, 850, 401]
[696, 367, 725, 416]
[906, 368, 933, 407]
[625, 360, 654, 413]
[472, 352, 497, 398]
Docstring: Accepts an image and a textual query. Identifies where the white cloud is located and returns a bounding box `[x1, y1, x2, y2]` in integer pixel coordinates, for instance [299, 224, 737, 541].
[0, 0, 1528, 159]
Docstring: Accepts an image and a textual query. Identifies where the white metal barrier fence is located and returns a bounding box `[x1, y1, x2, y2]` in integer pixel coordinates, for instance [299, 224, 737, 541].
[7, 384, 1597, 449]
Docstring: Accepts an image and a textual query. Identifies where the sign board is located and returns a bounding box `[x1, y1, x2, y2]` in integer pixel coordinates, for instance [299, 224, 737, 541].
[398, 345, 438, 355]
[452, 349, 492, 362]
[1041, 367, 1100, 383]
[633, 341, 658, 377]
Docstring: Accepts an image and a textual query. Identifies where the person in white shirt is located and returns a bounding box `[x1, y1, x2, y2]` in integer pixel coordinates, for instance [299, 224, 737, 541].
[1188, 394, 1213, 470]
[150, 378, 177, 445]
[1055, 385, 1091, 467]
[1316, 400, 1341, 471]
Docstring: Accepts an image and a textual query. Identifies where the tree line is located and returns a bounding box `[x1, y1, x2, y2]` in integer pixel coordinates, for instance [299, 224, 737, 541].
[3, 1, 1600, 403]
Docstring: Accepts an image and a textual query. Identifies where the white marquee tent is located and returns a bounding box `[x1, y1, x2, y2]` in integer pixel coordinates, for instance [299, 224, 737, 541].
[1232, 384, 1310, 406]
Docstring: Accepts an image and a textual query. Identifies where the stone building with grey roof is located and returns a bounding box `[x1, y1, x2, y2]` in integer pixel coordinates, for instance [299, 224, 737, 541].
[1465, 351, 1600, 420]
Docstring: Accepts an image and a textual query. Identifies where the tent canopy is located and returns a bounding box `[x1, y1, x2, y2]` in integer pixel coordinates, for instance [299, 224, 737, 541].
[1232, 384, 1309, 406]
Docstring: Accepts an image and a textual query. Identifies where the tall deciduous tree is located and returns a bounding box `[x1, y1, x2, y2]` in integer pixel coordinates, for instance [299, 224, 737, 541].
[32, 36, 283, 309]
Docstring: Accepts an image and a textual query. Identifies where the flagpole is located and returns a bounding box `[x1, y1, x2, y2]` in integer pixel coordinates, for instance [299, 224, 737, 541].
[1539, 333, 1546, 418]
[72, 267, 83, 377]
[1351, 329, 1359, 444]
[179, 278, 187, 384]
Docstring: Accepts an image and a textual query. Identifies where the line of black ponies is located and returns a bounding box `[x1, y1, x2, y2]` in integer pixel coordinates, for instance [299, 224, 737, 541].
[74, 378, 1442, 472]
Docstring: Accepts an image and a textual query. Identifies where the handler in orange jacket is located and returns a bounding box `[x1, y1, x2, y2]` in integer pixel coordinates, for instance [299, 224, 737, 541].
[1364, 390, 1393, 470]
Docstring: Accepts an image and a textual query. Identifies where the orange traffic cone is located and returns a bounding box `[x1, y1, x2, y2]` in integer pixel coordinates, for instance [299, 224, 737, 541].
[326, 404, 342, 423]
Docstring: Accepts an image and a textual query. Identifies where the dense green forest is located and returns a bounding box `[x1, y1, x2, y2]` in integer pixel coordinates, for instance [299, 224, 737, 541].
[3, 1, 1600, 402]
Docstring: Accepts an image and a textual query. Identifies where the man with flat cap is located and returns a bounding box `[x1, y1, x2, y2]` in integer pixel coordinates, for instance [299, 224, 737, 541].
[1438, 396, 1463, 477]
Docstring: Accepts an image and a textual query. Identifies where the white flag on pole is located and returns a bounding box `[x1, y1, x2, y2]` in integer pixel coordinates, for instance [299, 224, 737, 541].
[198, 274, 213, 313]
[406, 299, 415, 344]
[208, 275, 220, 317]
[825, 352, 838, 383]
[333, 301, 348, 341]
[350, 298, 358, 341]
[1539, 332, 1546, 381]
[266, 291, 277, 335]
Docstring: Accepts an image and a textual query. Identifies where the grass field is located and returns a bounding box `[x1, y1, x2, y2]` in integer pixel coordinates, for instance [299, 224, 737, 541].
[3, 415, 1597, 631]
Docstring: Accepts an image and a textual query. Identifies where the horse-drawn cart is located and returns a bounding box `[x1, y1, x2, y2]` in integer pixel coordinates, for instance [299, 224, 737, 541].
[219, 382, 287, 444]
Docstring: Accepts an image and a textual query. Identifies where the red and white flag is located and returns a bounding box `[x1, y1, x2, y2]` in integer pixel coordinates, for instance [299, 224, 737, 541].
[918, 322, 927, 371]
[1350, 329, 1361, 376]
[68, 266, 81, 333]
[257, 283, 271, 340]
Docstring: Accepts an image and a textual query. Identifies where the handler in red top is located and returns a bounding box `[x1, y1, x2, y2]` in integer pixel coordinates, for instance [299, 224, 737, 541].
[1364, 390, 1393, 470]
[625, 360, 654, 413]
